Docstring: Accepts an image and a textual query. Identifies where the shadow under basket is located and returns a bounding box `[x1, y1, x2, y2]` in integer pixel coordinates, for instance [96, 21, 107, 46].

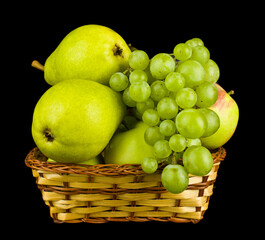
[25, 147, 226, 224]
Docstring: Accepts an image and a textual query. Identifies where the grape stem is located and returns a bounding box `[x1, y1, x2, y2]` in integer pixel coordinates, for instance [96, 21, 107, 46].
[171, 154, 177, 165]
[128, 43, 138, 52]
[157, 158, 168, 164]
[123, 68, 130, 75]
[32, 60, 44, 72]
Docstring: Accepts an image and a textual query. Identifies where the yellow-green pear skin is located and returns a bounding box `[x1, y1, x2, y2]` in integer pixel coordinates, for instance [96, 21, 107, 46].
[104, 122, 155, 165]
[47, 155, 103, 165]
[44, 25, 131, 86]
[32, 79, 126, 163]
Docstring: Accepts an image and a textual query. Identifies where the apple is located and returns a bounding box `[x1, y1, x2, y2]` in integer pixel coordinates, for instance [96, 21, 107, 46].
[104, 121, 155, 165]
[32, 79, 125, 163]
[201, 84, 239, 149]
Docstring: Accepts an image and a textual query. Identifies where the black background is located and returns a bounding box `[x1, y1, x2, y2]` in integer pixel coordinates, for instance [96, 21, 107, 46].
[7, 21, 251, 235]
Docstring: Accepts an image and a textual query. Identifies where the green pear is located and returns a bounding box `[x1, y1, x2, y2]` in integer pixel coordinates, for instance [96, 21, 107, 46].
[104, 122, 155, 165]
[32, 79, 126, 163]
[44, 25, 131, 86]
[47, 155, 103, 165]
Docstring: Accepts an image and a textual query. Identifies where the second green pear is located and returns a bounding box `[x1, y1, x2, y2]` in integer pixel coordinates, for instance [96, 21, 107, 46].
[47, 155, 103, 165]
[32, 79, 126, 163]
[44, 25, 131, 86]
[104, 122, 155, 165]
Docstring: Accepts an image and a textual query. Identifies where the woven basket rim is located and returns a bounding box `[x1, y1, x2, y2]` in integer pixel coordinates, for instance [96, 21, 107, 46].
[25, 147, 226, 224]
[25, 147, 226, 177]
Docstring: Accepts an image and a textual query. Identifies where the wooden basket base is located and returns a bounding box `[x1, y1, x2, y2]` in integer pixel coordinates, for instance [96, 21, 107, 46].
[25, 147, 226, 223]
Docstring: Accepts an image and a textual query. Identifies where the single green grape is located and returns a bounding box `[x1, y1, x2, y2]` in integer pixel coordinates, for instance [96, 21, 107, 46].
[134, 108, 142, 120]
[185, 38, 204, 48]
[150, 53, 176, 80]
[129, 81, 151, 103]
[173, 43, 192, 61]
[190, 46, 210, 65]
[129, 69, 148, 84]
[153, 140, 172, 159]
[141, 157, 158, 174]
[183, 146, 213, 176]
[144, 65, 156, 85]
[175, 88, 197, 109]
[157, 97, 179, 120]
[144, 126, 165, 146]
[129, 50, 150, 70]
[150, 80, 169, 102]
[142, 109, 160, 127]
[122, 87, 136, 107]
[161, 164, 189, 194]
[136, 98, 155, 116]
[176, 60, 205, 88]
[109, 72, 129, 92]
[197, 108, 220, 137]
[159, 120, 176, 137]
[204, 59, 220, 83]
[175, 109, 207, 139]
[195, 82, 218, 108]
[165, 72, 185, 92]
[169, 134, 187, 152]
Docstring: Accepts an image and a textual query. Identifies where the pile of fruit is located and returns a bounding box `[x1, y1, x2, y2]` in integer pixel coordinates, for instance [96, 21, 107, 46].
[31, 25, 239, 194]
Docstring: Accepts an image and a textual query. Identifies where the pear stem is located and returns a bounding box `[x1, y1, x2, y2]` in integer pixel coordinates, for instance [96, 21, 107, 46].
[31, 60, 44, 72]
[228, 90, 235, 96]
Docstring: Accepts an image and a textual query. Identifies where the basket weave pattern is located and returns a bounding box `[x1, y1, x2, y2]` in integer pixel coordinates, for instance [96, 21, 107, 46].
[25, 147, 226, 224]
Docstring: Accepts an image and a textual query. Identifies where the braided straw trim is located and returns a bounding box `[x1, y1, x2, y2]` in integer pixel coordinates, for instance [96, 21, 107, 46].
[25, 147, 226, 224]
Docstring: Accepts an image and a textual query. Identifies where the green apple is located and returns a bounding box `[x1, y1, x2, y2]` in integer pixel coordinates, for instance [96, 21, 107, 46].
[201, 84, 239, 149]
[104, 122, 155, 165]
[44, 24, 131, 86]
[32, 79, 126, 163]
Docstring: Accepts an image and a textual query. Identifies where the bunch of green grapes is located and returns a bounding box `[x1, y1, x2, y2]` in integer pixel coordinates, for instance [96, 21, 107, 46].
[109, 38, 221, 194]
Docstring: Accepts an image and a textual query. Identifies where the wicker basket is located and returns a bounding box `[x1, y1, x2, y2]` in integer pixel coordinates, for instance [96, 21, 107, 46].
[25, 147, 226, 224]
